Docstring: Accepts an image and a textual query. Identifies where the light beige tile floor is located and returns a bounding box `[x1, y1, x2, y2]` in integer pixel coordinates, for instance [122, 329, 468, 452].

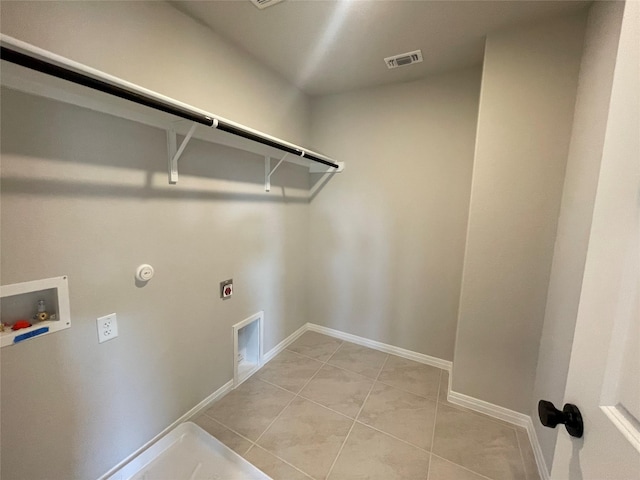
[193, 332, 540, 480]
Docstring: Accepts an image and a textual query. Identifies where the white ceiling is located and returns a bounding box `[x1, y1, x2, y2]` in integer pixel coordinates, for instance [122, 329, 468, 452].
[171, 0, 590, 96]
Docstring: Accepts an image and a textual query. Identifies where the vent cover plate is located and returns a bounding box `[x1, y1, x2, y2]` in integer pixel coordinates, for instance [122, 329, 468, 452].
[250, 0, 284, 9]
[384, 50, 424, 69]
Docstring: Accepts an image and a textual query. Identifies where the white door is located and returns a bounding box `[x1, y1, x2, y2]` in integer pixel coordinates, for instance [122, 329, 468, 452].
[551, 1, 640, 478]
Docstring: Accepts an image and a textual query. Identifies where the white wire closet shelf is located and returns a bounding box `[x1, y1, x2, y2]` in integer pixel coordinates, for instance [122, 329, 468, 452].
[0, 34, 344, 191]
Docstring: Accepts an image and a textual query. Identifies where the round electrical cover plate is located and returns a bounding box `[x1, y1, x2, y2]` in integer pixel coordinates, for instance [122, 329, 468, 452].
[136, 264, 154, 282]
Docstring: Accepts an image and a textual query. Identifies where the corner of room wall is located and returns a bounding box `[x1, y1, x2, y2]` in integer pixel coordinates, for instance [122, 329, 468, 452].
[307, 68, 482, 362]
[452, 10, 587, 414]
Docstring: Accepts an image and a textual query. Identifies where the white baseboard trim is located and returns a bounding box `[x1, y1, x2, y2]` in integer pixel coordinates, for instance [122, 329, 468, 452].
[263, 323, 308, 364]
[447, 390, 530, 428]
[99, 324, 311, 479]
[308, 322, 549, 480]
[101, 323, 550, 480]
[524, 417, 551, 480]
[97, 379, 233, 480]
[306, 323, 453, 371]
[447, 389, 549, 480]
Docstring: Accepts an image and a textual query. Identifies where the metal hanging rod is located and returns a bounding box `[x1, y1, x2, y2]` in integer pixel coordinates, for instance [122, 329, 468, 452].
[215, 121, 339, 169]
[0, 46, 215, 127]
[0, 40, 340, 171]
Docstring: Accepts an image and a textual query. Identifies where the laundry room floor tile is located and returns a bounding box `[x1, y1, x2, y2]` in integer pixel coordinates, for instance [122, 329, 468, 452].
[378, 355, 442, 400]
[257, 397, 352, 479]
[194, 332, 538, 480]
[193, 414, 253, 455]
[203, 376, 294, 441]
[432, 404, 526, 480]
[256, 349, 323, 393]
[326, 341, 389, 378]
[359, 381, 437, 451]
[517, 428, 541, 480]
[328, 422, 430, 480]
[299, 364, 374, 418]
[243, 445, 313, 480]
[428, 455, 489, 480]
[286, 331, 343, 361]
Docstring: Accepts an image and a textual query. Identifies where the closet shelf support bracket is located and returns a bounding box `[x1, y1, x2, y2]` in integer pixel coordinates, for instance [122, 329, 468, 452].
[167, 122, 198, 184]
[265, 154, 289, 192]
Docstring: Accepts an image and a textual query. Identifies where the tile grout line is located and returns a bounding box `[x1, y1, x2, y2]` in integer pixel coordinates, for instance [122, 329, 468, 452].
[321, 340, 344, 364]
[203, 379, 306, 468]
[364, 355, 446, 400]
[256, 375, 363, 423]
[257, 339, 344, 398]
[284, 347, 331, 364]
[207, 337, 448, 479]
[316, 358, 385, 382]
[252, 365, 323, 446]
[257, 376, 308, 395]
[209, 337, 448, 479]
[276, 340, 346, 480]
[297, 394, 363, 421]
[249, 344, 344, 480]
[261, 365, 438, 455]
[246, 444, 316, 480]
[303, 342, 444, 400]
[208, 334, 522, 480]
[285, 338, 344, 365]
[321, 354, 387, 380]
[430, 453, 495, 480]
[266, 340, 447, 477]
[428, 374, 522, 480]
[353, 419, 432, 454]
[376, 377, 440, 401]
[515, 428, 530, 480]
[200, 412, 256, 448]
[288, 341, 446, 397]
[204, 377, 442, 479]
[324, 353, 390, 479]
[287, 342, 390, 380]
[430, 373, 519, 480]
[326, 345, 516, 435]
[204, 338, 343, 441]
[425, 369, 443, 479]
[260, 362, 428, 428]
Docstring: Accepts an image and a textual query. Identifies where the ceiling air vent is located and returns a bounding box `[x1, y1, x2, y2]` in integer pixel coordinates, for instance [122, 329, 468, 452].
[250, 0, 284, 9]
[384, 50, 423, 69]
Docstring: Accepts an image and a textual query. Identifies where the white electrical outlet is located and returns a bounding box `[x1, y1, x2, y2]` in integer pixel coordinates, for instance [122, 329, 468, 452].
[97, 313, 118, 343]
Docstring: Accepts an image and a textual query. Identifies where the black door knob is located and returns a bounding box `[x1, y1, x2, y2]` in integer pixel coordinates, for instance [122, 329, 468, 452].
[538, 400, 584, 438]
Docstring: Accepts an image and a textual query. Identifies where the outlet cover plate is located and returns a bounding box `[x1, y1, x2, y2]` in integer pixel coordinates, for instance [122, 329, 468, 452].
[97, 313, 118, 343]
[220, 279, 233, 299]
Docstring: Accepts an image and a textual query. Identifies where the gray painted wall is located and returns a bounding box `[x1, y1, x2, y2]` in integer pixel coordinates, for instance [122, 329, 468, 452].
[308, 69, 481, 361]
[0, 2, 312, 479]
[1, 1, 613, 478]
[532, 1, 625, 470]
[453, 13, 586, 414]
[0, 0, 310, 145]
